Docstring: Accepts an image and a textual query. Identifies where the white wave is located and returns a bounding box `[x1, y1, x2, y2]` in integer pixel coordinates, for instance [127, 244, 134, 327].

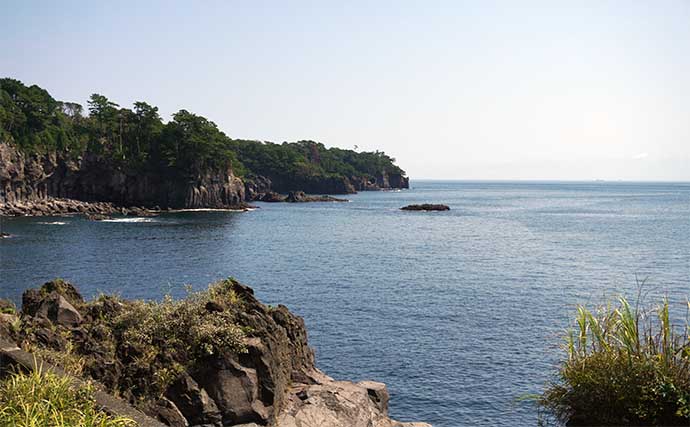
[38, 221, 67, 225]
[100, 217, 157, 223]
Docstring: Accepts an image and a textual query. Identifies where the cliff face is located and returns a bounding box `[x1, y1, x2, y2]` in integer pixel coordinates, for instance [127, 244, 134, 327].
[0, 280, 429, 427]
[243, 171, 409, 202]
[1, 141, 409, 211]
[0, 142, 245, 209]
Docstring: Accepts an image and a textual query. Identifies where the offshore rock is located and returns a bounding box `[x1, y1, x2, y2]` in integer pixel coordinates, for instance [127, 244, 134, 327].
[401, 204, 450, 211]
[285, 191, 348, 203]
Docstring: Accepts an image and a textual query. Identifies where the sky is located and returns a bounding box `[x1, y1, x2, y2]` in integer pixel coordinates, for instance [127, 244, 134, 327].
[2, 1, 689, 180]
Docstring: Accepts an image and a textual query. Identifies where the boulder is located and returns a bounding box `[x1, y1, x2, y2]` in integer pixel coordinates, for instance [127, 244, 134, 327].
[259, 192, 286, 202]
[165, 372, 223, 427]
[142, 397, 189, 427]
[195, 357, 269, 425]
[35, 292, 83, 327]
[0, 312, 19, 344]
[358, 381, 390, 415]
[277, 375, 431, 427]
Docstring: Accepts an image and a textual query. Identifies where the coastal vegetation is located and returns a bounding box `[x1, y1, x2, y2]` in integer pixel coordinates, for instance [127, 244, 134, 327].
[0, 366, 135, 427]
[16, 279, 248, 403]
[0, 77, 404, 185]
[1, 278, 424, 426]
[540, 295, 690, 426]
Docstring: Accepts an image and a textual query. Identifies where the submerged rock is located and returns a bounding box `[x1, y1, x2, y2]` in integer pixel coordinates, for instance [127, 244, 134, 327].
[401, 204, 449, 211]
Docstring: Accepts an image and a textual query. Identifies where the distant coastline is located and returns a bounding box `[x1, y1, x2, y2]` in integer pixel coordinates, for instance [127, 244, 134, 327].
[0, 77, 408, 216]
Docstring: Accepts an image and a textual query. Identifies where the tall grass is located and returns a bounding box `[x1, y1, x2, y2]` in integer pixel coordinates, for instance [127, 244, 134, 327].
[541, 295, 690, 425]
[0, 365, 135, 427]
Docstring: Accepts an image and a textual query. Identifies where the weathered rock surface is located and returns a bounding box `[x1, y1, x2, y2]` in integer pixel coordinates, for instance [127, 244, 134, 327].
[278, 371, 429, 427]
[0, 142, 246, 214]
[285, 191, 348, 203]
[9, 279, 429, 427]
[401, 204, 450, 211]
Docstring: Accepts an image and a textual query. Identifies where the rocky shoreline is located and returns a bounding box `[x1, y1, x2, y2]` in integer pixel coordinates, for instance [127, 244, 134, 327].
[0, 279, 430, 427]
[0, 141, 404, 217]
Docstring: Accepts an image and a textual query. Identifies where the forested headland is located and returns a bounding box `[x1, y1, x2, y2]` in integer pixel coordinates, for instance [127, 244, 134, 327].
[0, 78, 408, 211]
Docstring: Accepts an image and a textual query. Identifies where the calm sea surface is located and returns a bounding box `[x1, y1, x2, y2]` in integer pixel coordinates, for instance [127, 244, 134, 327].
[2, 181, 690, 426]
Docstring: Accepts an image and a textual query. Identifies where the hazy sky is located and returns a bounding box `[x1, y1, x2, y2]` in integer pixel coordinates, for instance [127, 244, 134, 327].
[2, 1, 689, 180]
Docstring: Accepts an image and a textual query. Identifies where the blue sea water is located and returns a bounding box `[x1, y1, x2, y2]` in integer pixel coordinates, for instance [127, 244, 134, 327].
[1, 180, 690, 426]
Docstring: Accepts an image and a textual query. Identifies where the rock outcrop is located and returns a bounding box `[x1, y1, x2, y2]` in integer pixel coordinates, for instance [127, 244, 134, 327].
[7, 279, 429, 427]
[0, 142, 246, 213]
[401, 204, 450, 211]
[245, 172, 409, 202]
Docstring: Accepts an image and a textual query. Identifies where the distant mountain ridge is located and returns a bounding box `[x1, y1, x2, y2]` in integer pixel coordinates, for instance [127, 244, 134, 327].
[0, 78, 407, 210]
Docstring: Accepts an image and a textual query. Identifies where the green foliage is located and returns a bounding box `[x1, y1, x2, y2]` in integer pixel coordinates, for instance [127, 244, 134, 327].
[0, 77, 405, 185]
[0, 366, 136, 427]
[88, 279, 247, 400]
[541, 296, 690, 426]
[233, 139, 404, 183]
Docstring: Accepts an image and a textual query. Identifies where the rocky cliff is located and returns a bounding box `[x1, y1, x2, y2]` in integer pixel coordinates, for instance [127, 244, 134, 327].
[243, 172, 409, 202]
[0, 279, 429, 427]
[0, 142, 245, 210]
[1, 141, 407, 213]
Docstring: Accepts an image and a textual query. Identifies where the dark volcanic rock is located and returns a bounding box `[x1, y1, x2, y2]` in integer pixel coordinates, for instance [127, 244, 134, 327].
[12, 279, 429, 427]
[35, 292, 83, 327]
[258, 191, 286, 202]
[244, 175, 273, 201]
[0, 142, 246, 213]
[285, 191, 348, 203]
[401, 203, 450, 211]
[165, 372, 223, 426]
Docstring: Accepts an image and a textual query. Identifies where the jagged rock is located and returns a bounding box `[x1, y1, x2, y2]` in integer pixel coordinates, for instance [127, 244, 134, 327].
[196, 357, 269, 425]
[13, 279, 430, 427]
[35, 292, 83, 327]
[277, 373, 431, 427]
[39, 279, 84, 307]
[358, 381, 390, 415]
[259, 192, 286, 202]
[0, 142, 246, 213]
[205, 301, 224, 313]
[285, 191, 348, 203]
[0, 312, 18, 343]
[401, 204, 450, 211]
[165, 372, 223, 427]
[142, 397, 189, 427]
[244, 175, 273, 201]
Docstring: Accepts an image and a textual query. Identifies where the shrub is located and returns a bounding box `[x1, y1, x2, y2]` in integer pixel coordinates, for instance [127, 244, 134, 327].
[0, 366, 135, 427]
[541, 296, 690, 425]
[93, 278, 248, 400]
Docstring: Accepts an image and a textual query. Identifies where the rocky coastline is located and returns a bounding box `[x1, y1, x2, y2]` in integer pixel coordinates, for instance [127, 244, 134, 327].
[0, 142, 406, 217]
[0, 279, 429, 427]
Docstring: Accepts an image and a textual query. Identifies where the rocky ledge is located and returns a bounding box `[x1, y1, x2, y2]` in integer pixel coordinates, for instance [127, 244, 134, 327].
[0, 197, 163, 218]
[400, 204, 450, 211]
[257, 191, 348, 203]
[0, 279, 429, 427]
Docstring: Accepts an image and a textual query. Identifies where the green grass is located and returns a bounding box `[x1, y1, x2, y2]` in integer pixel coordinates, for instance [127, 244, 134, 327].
[540, 295, 690, 426]
[0, 365, 135, 427]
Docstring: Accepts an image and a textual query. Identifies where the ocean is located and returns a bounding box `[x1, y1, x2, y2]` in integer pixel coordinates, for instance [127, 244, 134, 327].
[1, 180, 689, 426]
